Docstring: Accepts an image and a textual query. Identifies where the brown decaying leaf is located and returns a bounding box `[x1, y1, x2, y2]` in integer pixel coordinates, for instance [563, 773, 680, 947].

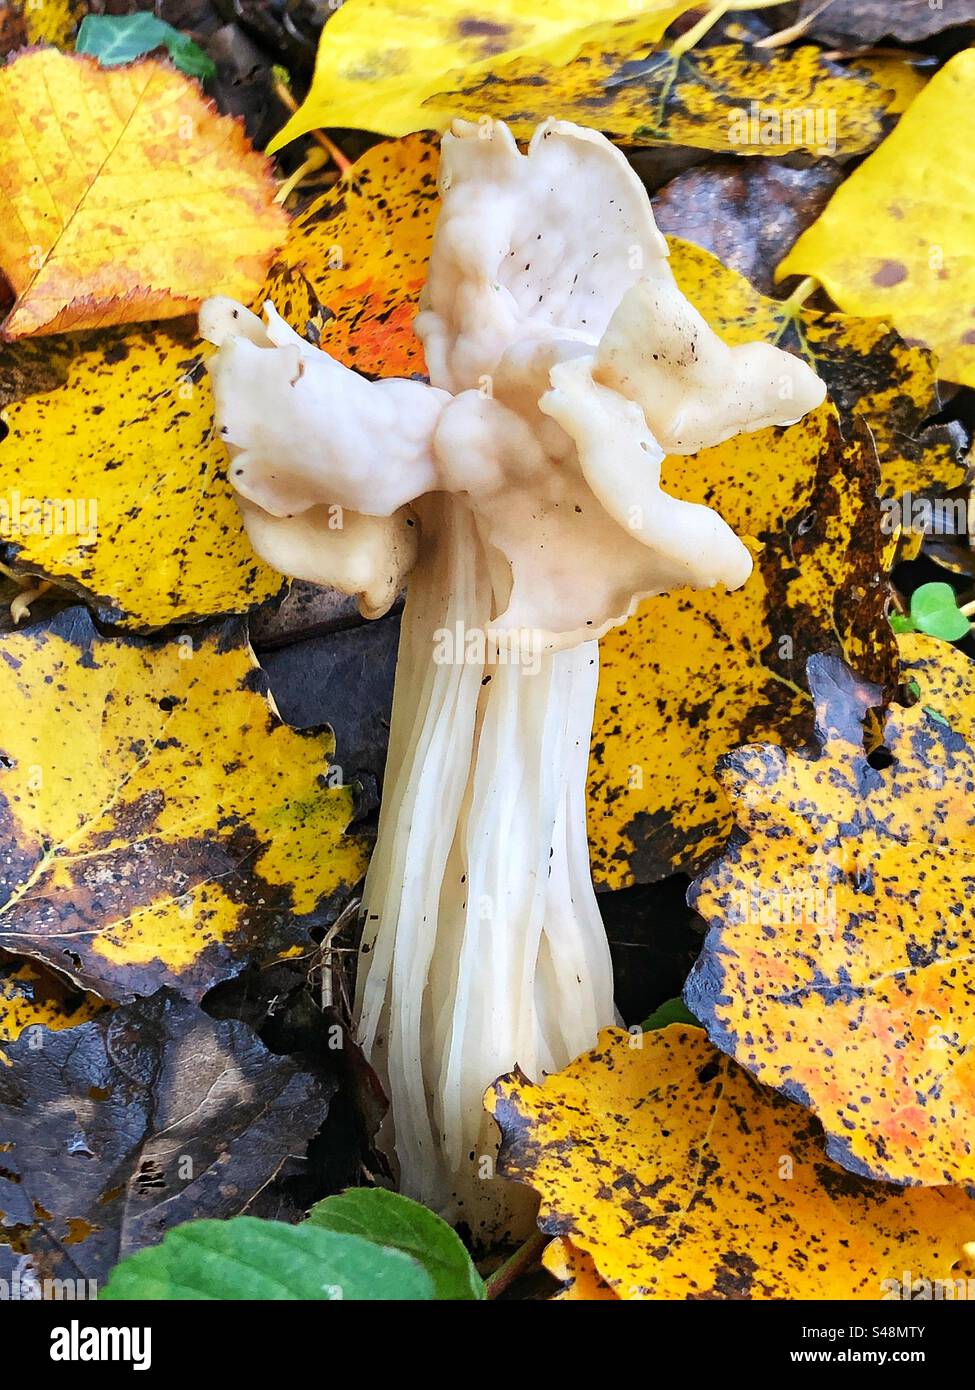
[687, 635, 975, 1187]
[651, 157, 846, 299]
[798, 0, 975, 44]
[0, 49, 288, 339]
[0, 989, 329, 1285]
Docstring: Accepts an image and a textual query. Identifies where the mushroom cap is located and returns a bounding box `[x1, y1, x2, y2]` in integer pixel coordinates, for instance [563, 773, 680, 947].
[202, 119, 826, 649]
[415, 117, 672, 394]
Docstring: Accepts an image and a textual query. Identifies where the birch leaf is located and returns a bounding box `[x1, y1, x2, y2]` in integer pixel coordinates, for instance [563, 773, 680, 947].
[0, 49, 286, 339]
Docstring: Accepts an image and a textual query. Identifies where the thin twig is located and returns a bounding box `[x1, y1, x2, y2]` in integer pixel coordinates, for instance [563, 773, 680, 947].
[755, 0, 833, 49]
[272, 80, 352, 174]
[484, 1229, 548, 1299]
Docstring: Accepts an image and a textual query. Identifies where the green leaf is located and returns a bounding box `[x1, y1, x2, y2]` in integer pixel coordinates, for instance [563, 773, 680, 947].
[100, 1217, 435, 1301]
[76, 14, 217, 81]
[909, 582, 971, 642]
[307, 1188, 485, 1300]
[644, 997, 701, 1031]
[888, 613, 916, 634]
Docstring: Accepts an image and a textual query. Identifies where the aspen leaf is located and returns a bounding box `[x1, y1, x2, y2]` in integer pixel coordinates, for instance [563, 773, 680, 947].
[0, 607, 366, 1002]
[0, 49, 287, 339]
[587, 238, 962, 890]
[438, 41, 919, 154]
[778, 49, 975, 389]
[489, 1027, 975, 1299]
[0, 319, 286, 628]
[264, 133, 441, 378]
[686, 635, 975, 1187]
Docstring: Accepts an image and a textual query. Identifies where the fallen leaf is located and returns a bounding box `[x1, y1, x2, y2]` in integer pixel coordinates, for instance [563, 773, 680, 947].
[799, 0, 975, 44]
[0, 606, 366, 1001]
[652, 156, 846, 298]
[587, 235, 966, 889]
[0, 319, 286, 627]
[544, 1238, 617, 1300]
[685, 635, 975, 1186]
[0, 49, 287, 339]
[438, 39, 917, 154]
[0, 956, 104, 1051]
[0, 135, 437, 627]
[268, 0, 704, 146]
[265, 133, 441, 378]
[778, 49, 975, 390]
[0, 989, 331, 1284]
[20, 0, 83, 49]
[489, 1026, 975, 1298]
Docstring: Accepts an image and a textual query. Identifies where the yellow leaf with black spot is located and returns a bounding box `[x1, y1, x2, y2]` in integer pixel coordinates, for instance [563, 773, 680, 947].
[438, 40, 916, 154]
[0, 320, 286, 628]
[778, 49, 975, 389]
[489, 1026, 975, 1299]
[587, 239, 963, 890]
[265, 133, 441, 378]
[269, 0, 707, 147]
[21, 0, 83, 49]
[686, 635, 975, 1187]
[544, 1238, 617, 1300]
[0, 957, 104, 1054]
[0, 607, 366, 1002]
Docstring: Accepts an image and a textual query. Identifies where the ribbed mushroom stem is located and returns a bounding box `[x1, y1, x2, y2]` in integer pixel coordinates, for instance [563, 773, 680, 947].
[355, 494, 615, 1238]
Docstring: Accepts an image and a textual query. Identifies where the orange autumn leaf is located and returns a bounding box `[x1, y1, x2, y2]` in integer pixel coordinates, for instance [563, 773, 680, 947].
[0, 49, 287, 339]
[686, 636, 975, 1188]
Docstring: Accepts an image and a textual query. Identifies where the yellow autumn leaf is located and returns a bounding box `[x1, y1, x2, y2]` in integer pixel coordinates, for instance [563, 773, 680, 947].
[20, 0, 83, 49]
[586, 237, 964, 889]
[0, 320, 286, 628]
[0, 606, 366, 1001]
[269, 0, 718, 147]
[0, 957, 104, 1056]
[544, 1238, 617, 1300]
[489, 1026, 975, 1299]
[0, 136, 440, 628]
[265, 132, 442, 378]
[0, 50, 287, 339]
[686, 635, 975, 1188]
[778, 48, 975, 388]
[439, 40, 918, 153]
